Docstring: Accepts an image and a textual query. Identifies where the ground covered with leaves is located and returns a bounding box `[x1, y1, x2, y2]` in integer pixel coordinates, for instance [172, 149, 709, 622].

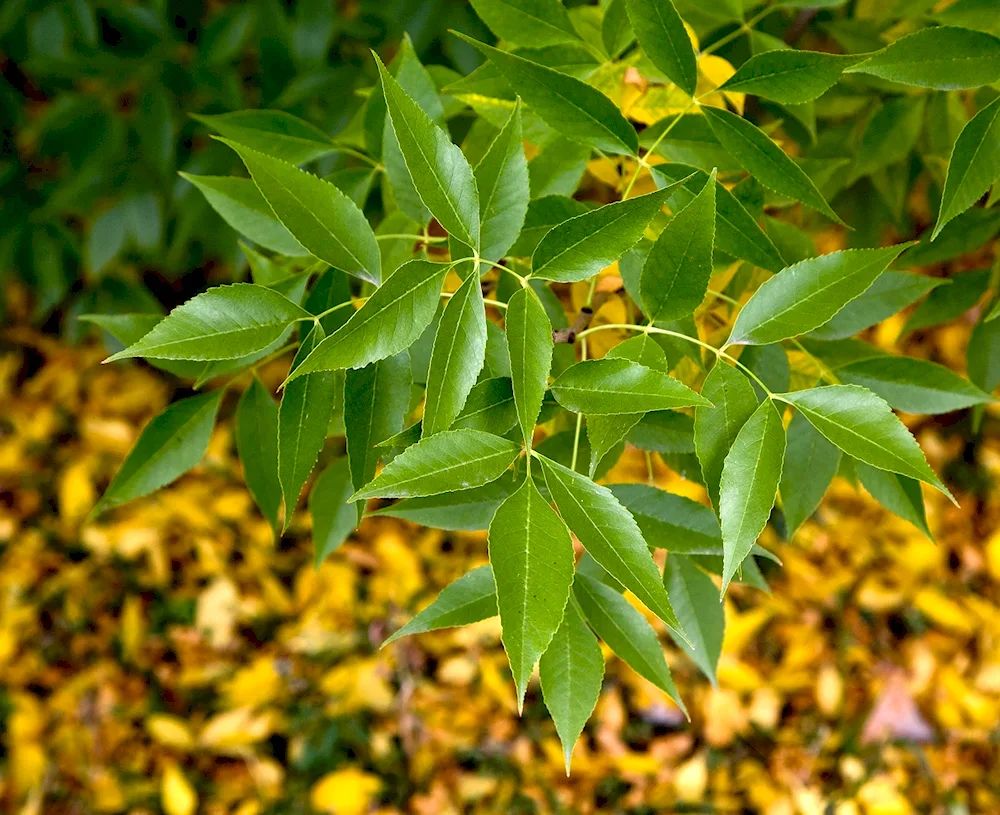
[2, 305, 999, 814]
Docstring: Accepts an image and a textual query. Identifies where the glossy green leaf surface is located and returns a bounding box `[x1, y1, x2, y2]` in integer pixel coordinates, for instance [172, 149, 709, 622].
[720, 50, 862, 104]
[191, 109, 337, 164]
[551, 358, 710, 415]
[625, 0, 697, 96]
[837, 356, 993, 414]
[475, 103, 531, 262]
[469, 0, 579, 48]
[506, 286, 554, 447]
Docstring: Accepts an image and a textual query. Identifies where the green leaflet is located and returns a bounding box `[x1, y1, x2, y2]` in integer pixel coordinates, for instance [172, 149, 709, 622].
[287, 259, 448, 380]
[779, 411, 841, 539]
[353, 429, 522, 500]
[235, 377, 282, 534]
[538, 455, 684, 635]
[92, 391, 223, 516]
[719, 399, 786, 593]
[727, 244, 913, 346]
[489, 476, 576, 708]
[310, 458, 358, 564]
[968, 314, 1000, 401]
[695, 362, 759, 509]
[469, 0, 579, 48]
[191, 109, 338, 164]
[640, 170, 716, 322]
[856, 96, 927, 178]
[573, 572, 685, 710]
[106, 283, 309, 362]
[664, 555, 724, 686]
[532, 185, 676, 283]
[456, 33, 639, 156]
[702, 106, 844, 225]
[539, 598, 604, 773]
[856, 461, 933, 541]
[221, 140, 381, 284]
[375, 53, 480, 250]
[179, 173, 305, 256]
[625, 0, 697, 96]
[475, 103, 530, 262]
[902, 269, 990, 335]
[934, 96, 1000, 239]
[422, 275, 487, 437]
[720, 51, 863, 104]
[509, 195, 591, 256]
[278, 324, 338, 523]
[602, 0, 635, 58]
[506, 286, 554, 448]
[779, 385, 954, 502]
[551, 358, 711, 415]
[844, 26, 1000, 90]
[81, 314, 205, 379]
[371, 477, 516, 531]
[609, 484, 724, 555]
[382, 565, 499, 646]
[837, 356, 993, 414]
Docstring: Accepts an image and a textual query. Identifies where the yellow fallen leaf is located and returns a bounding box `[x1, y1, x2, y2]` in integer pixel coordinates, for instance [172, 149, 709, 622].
[310, 767, 382, 815]
[195, 576, 239, 649]
[147, 714, 195, 750]
[161, 761, 197, 815]
[913, 588, 974, 635]
[58, 458, 94, 522]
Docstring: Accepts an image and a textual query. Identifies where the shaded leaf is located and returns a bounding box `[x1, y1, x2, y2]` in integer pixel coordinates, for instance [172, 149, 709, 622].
[235, 377, 282, 534]
[625, 0, 697, 96]
[779, 411, 841, 539]
[506, 286, 554, 447]
[664, 555, 723, 685]
[310, 457, 358, 564]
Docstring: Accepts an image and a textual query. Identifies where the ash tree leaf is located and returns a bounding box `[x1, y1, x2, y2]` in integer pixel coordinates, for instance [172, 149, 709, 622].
[278, 324, 339, 524]
[235, 378, 282, 534]
[456, 33, 638, 156]
[287, 259, 449, 381]
[640, 170, 716, 322]
[856, 461, 933, 541]
[106, 283, 310, 362]
[382, 565, 499, 646]
[837, 356, 994, 414]
[844, 26, 1000, 90]
[727, 244, 913, 346]
[539, 598, 604, 773]
[353, 429, 522, 500]
[625, 0, 697, 96]
[719, 399, 786, 593]
[968, 314, 1000, 401]
[779, 411, 841, 539]
[489, 476, 576, 708]
[475, 102, 530, 262]
[191, 109, 338, 164]
[933, 96, 1000, 240]
[538, 455, 684, 634]
[221, 140, 381, 284]
[602, 0, 635, 58]
[651, 164, 785, 273]
[610, 484, 724, 555]
[664, 555, 724, 686]
[702, 106, 845, 226]
[179, 173, 305, 256]
[375, 53, 480, 250]
[695, 362, 759, 509]
[902, 269, 990, 335]
[310, 457, 358, 564]
[92, 391, 223, 516]
[469, 0, 580, 48]
[506, 286, 554, 447]
[779, 385, 955, 502]
[371, 477, 516, 532]
[532, 184, 678, 283]
[551, 358, 711, 415]
[573, 572, 685, 710]
[719, 51, 864, 104]
[422, 274, 488, 437]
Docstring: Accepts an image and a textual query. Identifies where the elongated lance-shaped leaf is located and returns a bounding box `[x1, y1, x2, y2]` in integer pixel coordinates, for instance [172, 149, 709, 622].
[779, 411, 841, 539]
[539, 598, 604, 773]
[375, 53, 480, 250]
[664, 555, 724, 686]
[382, 565, 499, 646]
[106, 283, 309, 362]
[719, 51, 864, 104]
[235, 377, 282, 534]
[278, 324, 338, 525]
[702, 106, 845, 226]
[422, 274, 487, 437]
[310, 457, 358, 565]
[220, 140, 381, 284]
[191, 109, 338, 164]
[551, 358, 711, 415]
[573, 572, 685, 711]
[532, 185, 678, 282]
[287, 259, 449, 381]
[455, 32, 638, 156]
[371, 477, 516, 532]
[610, 484, 724, 555]
[640, 170, 716, 322]
[624, 0, 697, 96]
[695, 362, 759, 509]
[92, 391, 223, 516]
[933, 96, 1000, 240]
[469, 0, 580, 48]
[476, 102, 530, 262]
[719, 399, 786, 594]
[506, 286, 553, 448]
[779, 385, 955, 502]
[353, 429, 522, 500]
[489, 476, 576, 709]
[727, 244, 913, 346]
[538, 455, 685, 636]
[856, 461, 933, 541]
